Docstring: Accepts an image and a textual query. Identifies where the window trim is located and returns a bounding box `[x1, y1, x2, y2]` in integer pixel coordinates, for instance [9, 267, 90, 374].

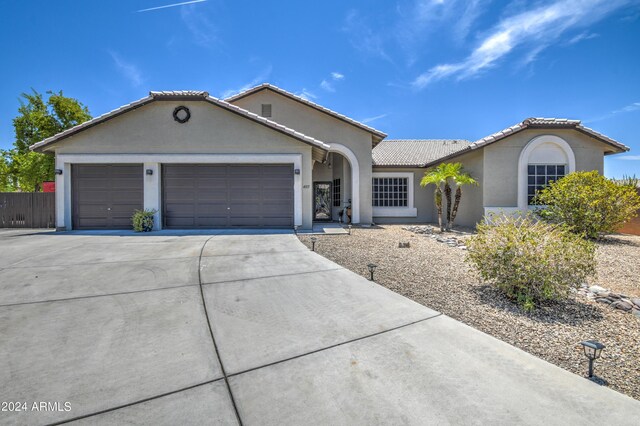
[517, 135, 575, 210]
[372, 172, 417, 217]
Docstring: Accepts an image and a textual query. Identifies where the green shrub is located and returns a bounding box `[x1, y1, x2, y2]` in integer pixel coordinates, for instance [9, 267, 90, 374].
[535, 171, 640, 239]
[466, 215, 596, 311]
[131, 209, 157, 232]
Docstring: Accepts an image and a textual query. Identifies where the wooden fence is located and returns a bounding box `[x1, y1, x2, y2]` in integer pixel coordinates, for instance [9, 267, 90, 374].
[618, 187, 640, 236]
[0, 193, 55, 228]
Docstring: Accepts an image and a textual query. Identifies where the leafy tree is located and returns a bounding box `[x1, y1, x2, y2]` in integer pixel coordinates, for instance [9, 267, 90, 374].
[421, 162, 477, 231]
[3, 90, 91, 191]
[0, 151, 16, 191]
[536, 171, 640, 239]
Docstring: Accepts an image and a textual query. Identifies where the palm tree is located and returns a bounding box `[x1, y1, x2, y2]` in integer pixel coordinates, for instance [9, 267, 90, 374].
[450, 170, 478, 229]
[420, 163, 451, 231]
[421, 163, 477, 231]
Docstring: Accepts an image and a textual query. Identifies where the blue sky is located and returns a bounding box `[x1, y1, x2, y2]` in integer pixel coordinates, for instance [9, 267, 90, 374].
[1, 0, 639, 177]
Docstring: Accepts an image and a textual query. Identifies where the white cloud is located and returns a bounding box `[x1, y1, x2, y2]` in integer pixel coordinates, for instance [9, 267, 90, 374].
[567, 32, 600, 44]
[108, 51, 143, 87]
[180, 3, 217, 47]
[412, 0, 634, 89]
[137, 0, 206, 13]
[585, 101, 640, 123]
[220, 66, 272, 98]
[320, 72, 346, 92]
[320, 79, 335, 92]
[617, 155, 640, 160]
[360, 113, 388, 124]
[296, 88, 318, 101]
[342, 10, 390, 61]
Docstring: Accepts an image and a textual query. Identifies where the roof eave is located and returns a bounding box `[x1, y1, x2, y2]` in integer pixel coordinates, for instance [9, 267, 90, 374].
[30, 96, 155, 152]
[30, 91, 332, 154]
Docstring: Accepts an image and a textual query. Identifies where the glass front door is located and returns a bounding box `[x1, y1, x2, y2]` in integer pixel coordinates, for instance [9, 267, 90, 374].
[313, 182, 332, 221]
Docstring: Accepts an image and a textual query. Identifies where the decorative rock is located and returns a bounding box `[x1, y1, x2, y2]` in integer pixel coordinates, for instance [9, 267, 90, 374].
[398, 242, 411, 248]
[459, 246, 467, 250]
[608, 293, 622, 300]
[589, 285, 608, 294]
[632, 309, 640, 318]
[611, 301, 633, 311]
[631, 298, 640, 308]
[596, 297, 613, 304]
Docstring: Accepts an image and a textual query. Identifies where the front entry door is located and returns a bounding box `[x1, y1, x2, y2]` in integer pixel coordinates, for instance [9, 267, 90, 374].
[313, 182, 332, 221]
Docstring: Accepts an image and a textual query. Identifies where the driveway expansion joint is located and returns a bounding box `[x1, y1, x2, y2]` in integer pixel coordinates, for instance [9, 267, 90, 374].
[47, 378, 225, 426]
[0, 282, 200, 308]
[228, 313, 443, 378]
[197, 236, 244, 426]
[200, 266, 345, 286]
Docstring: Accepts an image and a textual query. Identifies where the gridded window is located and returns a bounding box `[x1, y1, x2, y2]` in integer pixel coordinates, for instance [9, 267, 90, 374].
[527, 164, 566, 204]
[261, 104, 272, 117]
[333, 178, 341, 207]
[372, 177, 408, 207]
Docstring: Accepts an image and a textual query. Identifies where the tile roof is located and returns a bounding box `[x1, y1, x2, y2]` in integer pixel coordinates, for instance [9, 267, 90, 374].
[30, 91, 331, 152]
[373, 139, 471, 167]
[472, 117, 629, 152]
[224, 83, 388, 140]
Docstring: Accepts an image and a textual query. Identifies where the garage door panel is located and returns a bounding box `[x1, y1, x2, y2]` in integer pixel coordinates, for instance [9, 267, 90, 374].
[72, 165, 143, 230]
[165, 203, 196, 215]
[164, 216, 196, 227]
[196, 204, 228, 215]
[163, 164, 293, 229]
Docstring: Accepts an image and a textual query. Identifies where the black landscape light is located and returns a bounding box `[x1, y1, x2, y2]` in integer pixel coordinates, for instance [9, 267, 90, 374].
[367, 263, 377, 281]
[146, 169, 153, 175]
[54, 169, 63, 175]
[580, 340, 605, 378]
[310, 236, 317, 251]
[348, 224, 352, 235]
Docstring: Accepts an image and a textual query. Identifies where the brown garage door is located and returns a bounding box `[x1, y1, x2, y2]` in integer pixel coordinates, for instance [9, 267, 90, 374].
[162, 164, 294, 229]
[72, 164, 143, 230]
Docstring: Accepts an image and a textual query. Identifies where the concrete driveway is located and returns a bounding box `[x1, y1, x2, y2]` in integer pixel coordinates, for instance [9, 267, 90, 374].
[1, 229, 639, 425]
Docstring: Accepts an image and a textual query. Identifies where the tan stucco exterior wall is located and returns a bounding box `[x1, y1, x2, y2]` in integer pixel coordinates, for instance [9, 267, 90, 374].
[52, 100, 316, 228]
[372, 149, 484, 228]
[230, 90, 375, 224]
[483, 129, 607, 207]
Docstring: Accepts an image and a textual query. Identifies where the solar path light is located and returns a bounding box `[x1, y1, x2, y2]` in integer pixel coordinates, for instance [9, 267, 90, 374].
[367, 263, 377, 281]
[580, 340, 605, 378]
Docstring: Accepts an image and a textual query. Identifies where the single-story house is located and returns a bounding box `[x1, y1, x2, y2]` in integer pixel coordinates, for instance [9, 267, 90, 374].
[30, 83, 630, 231]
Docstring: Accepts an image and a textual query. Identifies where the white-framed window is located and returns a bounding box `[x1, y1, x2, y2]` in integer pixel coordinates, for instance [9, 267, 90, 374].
[372, 172, 417, 217]
[527, 164, 566, 205]
[517, 135, 575, 210]
[333, 178, 341, 207]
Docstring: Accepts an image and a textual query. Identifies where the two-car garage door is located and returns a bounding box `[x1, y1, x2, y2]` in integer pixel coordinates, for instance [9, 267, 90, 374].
[72, 164, 294, 230]
[162, 164, 294, 229]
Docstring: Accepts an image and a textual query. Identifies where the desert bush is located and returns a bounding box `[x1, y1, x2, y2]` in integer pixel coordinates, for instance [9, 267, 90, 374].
[466, 215, 596, 311]
[132, 209, 157, 232]
[535, 171, 640, 239]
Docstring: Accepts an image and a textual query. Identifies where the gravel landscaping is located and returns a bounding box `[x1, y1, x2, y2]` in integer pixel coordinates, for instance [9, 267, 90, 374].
[298, 225, 640, 401]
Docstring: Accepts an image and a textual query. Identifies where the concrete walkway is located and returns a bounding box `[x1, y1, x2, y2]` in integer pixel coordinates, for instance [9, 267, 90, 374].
[1, 229, 639, 425]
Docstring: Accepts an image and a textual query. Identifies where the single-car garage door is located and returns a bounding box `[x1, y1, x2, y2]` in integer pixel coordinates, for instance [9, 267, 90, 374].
[162, 164, 294, 229]
[72, 164, 143, 230]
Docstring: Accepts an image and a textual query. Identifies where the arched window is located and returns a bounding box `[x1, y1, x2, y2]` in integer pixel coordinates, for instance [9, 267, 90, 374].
[517, 135, 575, 210]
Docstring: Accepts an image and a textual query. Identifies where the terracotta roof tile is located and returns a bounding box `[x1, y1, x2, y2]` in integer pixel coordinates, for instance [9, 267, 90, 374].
[373, 139, 471, 167]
